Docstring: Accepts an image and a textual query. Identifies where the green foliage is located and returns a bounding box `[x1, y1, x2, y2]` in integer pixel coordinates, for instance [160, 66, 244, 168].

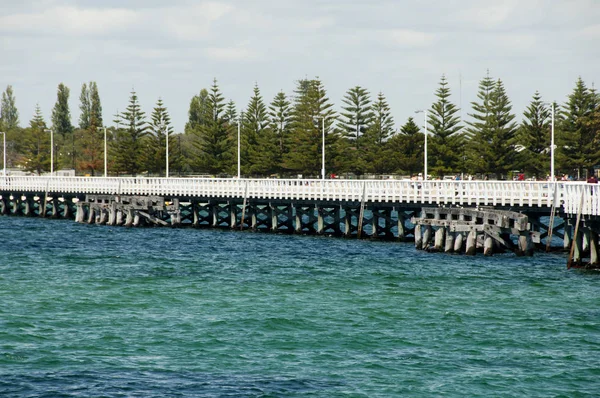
[427, 75, 463, 177]
[385, 117, 423, 176]
[79, 82, 103, 130]
[466, 72, 518, 178]
[515, 92, 551, 178]
[112, 90, 148, 175]
[185, 89, 211, 135]
[244, 85, 278, 176]
[337, 86, 373, 175]
[284, 78, 336, 178]
[51, 83, 74, 169]
[20, 104, 50, 174]
[8, 74, 600, 179]
[1, 85, 19, 130]
[339, 86, 372, 143]
[145, 98, 175, 176]
[268, 91, 291, 172]
[192, 79, 232, 174]
[362, 92, 394, 174]
[558, 77, 598, 177]
[77, 82, 104, 175]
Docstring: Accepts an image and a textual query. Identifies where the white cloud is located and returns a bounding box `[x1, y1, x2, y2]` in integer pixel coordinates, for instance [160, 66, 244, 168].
[579, 24, 600, 38]
[387, 29, 436, 48]
[0, 6, 138, 35]
[205, 46, 254, 61]
[162, 2, 234, 41]
[492, 33, 537, 52]
[455, 1, 520, 29]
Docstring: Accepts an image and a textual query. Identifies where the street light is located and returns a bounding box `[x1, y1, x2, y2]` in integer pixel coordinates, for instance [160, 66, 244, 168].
[165, 123, 169, 178]
[45, 128, 54, 176]
[98, 126, 108, 177]
[541, 102, 556, 181]
[0, 131, 5, 176]
[157, 121, 169, 178]
[237, 111, 244, 179]
[314, 116, 326, 180]
[415, 109, 428, 181]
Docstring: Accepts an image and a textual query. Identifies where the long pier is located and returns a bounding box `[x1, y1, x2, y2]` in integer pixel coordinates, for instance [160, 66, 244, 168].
[1, 176, 599, 266]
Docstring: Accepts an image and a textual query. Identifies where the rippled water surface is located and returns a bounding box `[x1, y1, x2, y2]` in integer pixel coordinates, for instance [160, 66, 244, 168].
[1, 217, 599, 397]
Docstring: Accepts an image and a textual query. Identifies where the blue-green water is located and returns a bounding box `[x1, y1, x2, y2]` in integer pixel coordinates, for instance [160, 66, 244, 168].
[1, 217, 599, 397]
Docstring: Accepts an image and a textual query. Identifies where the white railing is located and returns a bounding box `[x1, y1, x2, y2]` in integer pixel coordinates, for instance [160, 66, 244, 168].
[1, 176, 598, 216]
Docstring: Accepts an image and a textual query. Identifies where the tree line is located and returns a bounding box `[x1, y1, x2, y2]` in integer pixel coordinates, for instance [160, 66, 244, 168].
[0, 72, 598, 179]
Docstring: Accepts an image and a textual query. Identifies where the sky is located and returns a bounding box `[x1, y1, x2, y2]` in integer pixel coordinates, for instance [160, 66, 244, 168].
[1, 0, 599, 133]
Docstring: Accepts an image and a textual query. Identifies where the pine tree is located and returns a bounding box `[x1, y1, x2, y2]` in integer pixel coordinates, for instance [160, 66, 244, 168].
[268, 91, 291, 172]
[20, 105, 50, 174]
[515, 91, 551, 179]
[427, 75, 463, 177]
[0, 85, 19, 130]
[223, 100, 239, 176]
[90, 82, 103, 128]
[466, 73, 518, 178]
[465, 71, 495, 175]
[284, 78, 336, 178]
[193, 79, 231, 174]
[385, 117, 423, 176]
[51, 83, 74, 169]
[362, 91, 395, 174]
[113, 90, 148, 175]
[488, 79, 519, 178]
[79, 83, 91, 131]
[339, 86, 372, 144]
[337, 86, 373, 175]
[185, 89, 211, 136]
[77, 82, 104, 175]
[144, 98, 175, 176]
[558, 77, 598, 178]
[244, 84, 277, 176]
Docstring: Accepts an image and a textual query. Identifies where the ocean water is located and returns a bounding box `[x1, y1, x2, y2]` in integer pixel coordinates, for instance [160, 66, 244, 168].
[1, 217, 599, 397]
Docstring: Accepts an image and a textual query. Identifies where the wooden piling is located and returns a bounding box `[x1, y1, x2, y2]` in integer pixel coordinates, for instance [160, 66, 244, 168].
[484, 234, 493, 256]
[414, 224, 422, 249]
[590, 230, 599, 266]
[465, 230, 477, 255]
[397, 211, 406, 240]
[434, 227, 445, 252]
[445, 230, 454, 253]
[454, 232, 464, 253]
[422, 225, 432, 250]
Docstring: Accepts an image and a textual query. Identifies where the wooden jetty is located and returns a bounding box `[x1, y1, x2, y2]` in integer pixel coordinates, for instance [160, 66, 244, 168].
[1, 176, 600, 266]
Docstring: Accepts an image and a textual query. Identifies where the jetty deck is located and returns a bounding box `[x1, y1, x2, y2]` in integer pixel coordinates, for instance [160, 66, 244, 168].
[1, 176, 599, 266]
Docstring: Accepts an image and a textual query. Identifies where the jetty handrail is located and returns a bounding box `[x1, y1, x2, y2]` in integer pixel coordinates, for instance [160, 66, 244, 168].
[1, 176, 598, 216]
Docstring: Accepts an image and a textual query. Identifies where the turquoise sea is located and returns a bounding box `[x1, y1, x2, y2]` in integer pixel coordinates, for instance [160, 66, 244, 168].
[1, 216, 599, 397]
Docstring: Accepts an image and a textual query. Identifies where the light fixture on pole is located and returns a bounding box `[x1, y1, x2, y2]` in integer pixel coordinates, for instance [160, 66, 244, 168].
[45, 128, 54, 176]
[165, 124, 169, 178]
[314, 116, 327, 180]
[237, 111, 243, 179]
[0, 131, 5, 177]
[104, 126, 108, 178]
[98, 126, 108, 177]
[414, 109, 428, 181]
[543, 102, 556, 181]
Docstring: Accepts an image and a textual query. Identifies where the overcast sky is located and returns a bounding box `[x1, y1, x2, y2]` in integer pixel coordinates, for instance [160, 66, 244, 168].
[1, 0, 598, 133]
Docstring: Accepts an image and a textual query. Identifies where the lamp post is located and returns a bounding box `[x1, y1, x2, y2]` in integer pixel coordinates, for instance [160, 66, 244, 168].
[97, 126, 108, 177]
[45, 128, 54, 176]
[415, 109, 428, 180]
[550, 102, 555, 181]
[314, 116, 326, 180]
[543, 102, 555, 181]
[0, 131, 5, 176]
[237, 111, 244, 179]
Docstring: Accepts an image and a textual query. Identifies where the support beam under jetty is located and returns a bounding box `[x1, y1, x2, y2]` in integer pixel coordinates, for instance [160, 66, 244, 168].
[412, 206, 535, 256]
